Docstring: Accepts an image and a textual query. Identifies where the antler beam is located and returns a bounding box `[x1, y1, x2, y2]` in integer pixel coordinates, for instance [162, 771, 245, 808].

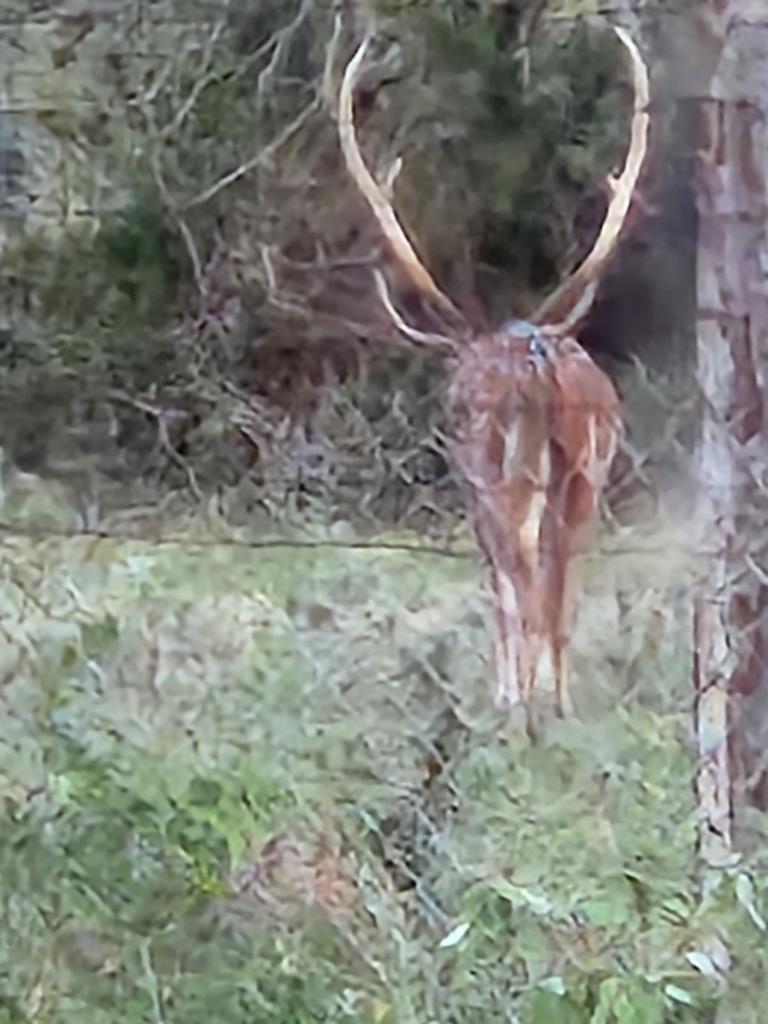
[532, 26, 650, 332]
[338, 36, 468, 336]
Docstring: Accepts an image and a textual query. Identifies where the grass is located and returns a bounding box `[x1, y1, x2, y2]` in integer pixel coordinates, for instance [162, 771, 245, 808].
[1, 474, 766, 1023]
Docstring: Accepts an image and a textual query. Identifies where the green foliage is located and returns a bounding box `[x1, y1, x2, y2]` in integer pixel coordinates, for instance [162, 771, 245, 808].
[3, 0, 639, 496]
[0, 192, 187, 468]
[0, 748, 352, 1023]
[24, 192, 182, 334]
[97, 194, 184, 318]
[399, 9, 629, 295]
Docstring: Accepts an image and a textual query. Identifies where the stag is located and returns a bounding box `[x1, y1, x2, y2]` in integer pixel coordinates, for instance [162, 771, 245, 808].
[338, 26, 650, 720]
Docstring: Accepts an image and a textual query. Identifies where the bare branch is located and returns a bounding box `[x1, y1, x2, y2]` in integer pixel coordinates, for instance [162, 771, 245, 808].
[163, 9, 229, 138]
[108, 390, 203, 502]
[256, 0, 313, 112]
[322, 12, 345, 112]
[185, 96, 320, 209]
[151, 151, 204, 294]
[532, 26, 650, 332]
[137, 87, 205, 294]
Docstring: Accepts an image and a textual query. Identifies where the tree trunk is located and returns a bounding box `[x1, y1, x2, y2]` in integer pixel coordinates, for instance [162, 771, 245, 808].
[693, 1, 768, 862]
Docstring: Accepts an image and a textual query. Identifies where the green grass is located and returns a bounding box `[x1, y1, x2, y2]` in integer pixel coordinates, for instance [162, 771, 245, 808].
[1, 480, 766, 1022]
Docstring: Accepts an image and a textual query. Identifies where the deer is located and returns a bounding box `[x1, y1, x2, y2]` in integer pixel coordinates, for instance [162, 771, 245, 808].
[337, 24, 650, 724]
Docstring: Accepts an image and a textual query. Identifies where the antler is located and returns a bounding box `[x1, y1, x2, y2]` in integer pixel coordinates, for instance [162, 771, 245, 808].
[338, 36, 469, 338]
[532, 26, 650, 333]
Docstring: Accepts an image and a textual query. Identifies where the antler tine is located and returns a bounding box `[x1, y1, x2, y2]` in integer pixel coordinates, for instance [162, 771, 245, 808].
[372, 270, 459, 352]
[532, 26, 650, 333]
[339, 35, 468, 333]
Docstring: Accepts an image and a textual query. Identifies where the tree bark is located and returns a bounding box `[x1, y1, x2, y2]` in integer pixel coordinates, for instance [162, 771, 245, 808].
[693, 1, 768, 862]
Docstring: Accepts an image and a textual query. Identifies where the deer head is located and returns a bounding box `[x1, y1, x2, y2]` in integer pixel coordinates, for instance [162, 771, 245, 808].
[338, 25, 650, 722]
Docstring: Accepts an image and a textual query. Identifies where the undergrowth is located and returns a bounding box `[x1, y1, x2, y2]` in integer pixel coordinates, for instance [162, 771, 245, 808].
[1, 476, 766, 1023]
